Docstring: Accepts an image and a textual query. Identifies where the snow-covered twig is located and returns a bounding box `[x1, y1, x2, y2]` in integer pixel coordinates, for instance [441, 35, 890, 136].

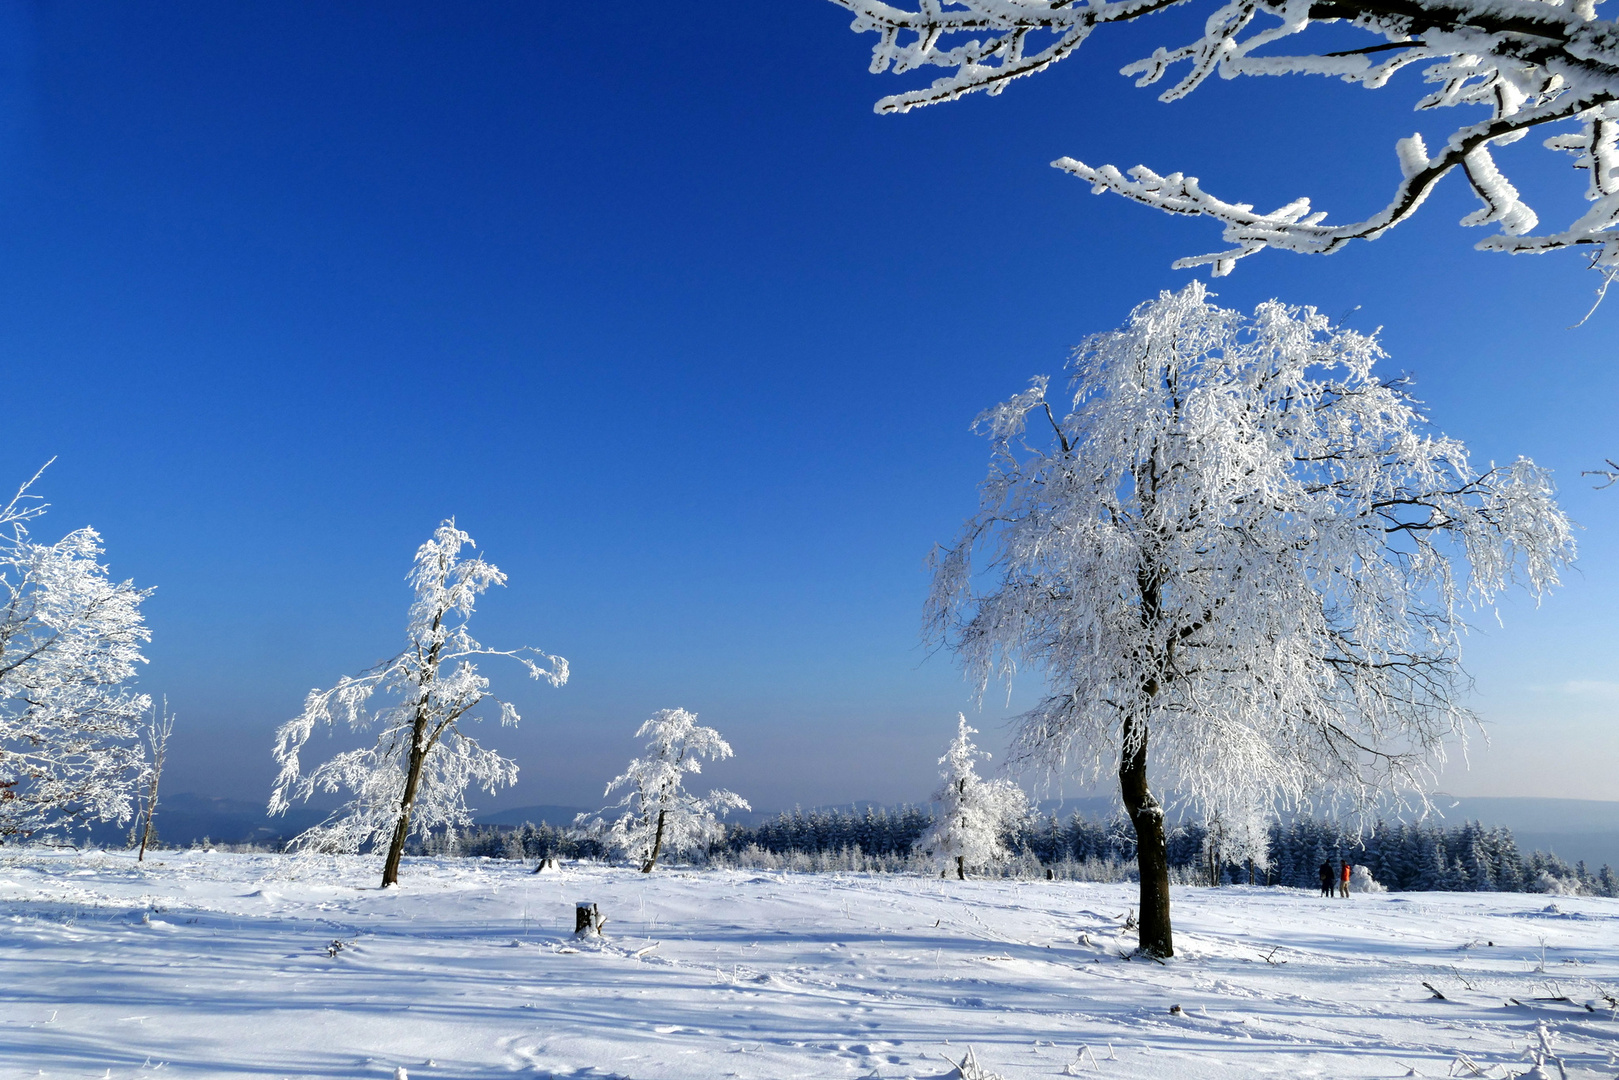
[1582, 458, 1619, 487]
[1061, 1045, 1102, 1075]
[831, 0, 1619, 275]
[1520, 1021, 1569, 1080]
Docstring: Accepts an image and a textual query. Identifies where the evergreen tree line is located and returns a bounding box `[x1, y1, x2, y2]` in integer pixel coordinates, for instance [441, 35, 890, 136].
[722, 805, 936, 857]
[436, 807, 1617, 896]
[1261, 818, 1618, 896]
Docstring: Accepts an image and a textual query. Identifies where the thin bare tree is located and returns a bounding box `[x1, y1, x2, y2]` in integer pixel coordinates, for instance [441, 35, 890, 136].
[133, 699, 174, 861]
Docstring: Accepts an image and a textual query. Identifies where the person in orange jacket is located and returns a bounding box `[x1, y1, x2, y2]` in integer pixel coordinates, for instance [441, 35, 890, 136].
[1338, 861, 1352, 898]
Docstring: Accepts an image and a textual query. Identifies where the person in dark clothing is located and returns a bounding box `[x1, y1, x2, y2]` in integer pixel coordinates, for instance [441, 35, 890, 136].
[1318, 861, 1334, 897]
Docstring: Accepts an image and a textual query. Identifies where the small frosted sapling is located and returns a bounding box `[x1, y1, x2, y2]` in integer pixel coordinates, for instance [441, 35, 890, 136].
[914, 715, 1029, 880]
[582, 708, 748, 873]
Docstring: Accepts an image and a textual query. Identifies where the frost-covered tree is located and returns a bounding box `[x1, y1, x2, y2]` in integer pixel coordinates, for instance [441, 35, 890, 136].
[1202, 801, 1271, 884]
[584, 708, 749, 872]
[915, 715, 1030, 879]
[132, 699, 174, 861]
[269, 520, 567, 887]
[928, 284, 1573, 955]
[1225, 804, 1273, 885]
[587, 708, 750, 872]
[0, 465, 152, 839]
[831, 0, 1619, 281]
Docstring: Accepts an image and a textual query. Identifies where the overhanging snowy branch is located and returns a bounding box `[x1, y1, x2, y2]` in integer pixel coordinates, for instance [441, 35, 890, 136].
[831, 0, 1619, 273]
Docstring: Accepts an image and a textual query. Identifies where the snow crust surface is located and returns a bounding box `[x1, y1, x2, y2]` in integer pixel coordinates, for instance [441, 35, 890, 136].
[3, 850, 1617, 1079]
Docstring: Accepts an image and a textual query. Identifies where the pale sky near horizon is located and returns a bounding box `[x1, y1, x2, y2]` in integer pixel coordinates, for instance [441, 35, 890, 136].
[2, 2, 1615, 814]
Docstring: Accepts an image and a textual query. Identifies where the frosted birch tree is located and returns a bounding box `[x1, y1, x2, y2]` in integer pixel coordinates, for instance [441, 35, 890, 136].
[269, 520, 567, 887]
[928, 284, 1573, 955]
[132, 699, 174, 861]
[829, 0, 1619, 283]
[0, 465, 152, 839]
[914, 714, 1029, 879]
[583, 708, 749, 872]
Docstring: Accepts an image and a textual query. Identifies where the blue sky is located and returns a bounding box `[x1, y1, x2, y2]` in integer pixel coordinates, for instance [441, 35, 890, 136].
[2, 1, 1616, 814]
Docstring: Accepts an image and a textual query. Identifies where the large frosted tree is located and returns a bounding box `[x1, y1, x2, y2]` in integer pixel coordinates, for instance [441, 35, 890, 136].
[830, 0, 1619, 280]
[928, 284, 1573, 956]
[269, 520, 567, 887]
[0, 466, 152, 839]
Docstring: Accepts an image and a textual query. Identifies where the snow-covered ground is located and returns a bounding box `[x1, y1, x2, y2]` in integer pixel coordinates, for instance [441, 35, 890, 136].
[3, 850, 1617, 1080]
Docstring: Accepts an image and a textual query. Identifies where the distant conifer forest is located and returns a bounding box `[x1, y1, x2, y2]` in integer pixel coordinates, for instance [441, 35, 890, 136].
[429, 807, 1617, 897]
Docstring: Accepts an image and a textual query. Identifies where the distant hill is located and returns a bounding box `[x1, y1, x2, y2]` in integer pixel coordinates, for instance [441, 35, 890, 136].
[72, 792, 327, 848]
[1429, 795, 1619, 833]
[473, 804, 592, 828]
[150, 792, 329, 846]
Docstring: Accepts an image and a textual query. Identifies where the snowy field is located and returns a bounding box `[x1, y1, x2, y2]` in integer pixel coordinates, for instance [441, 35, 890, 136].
[3, 850, 1617, 1080]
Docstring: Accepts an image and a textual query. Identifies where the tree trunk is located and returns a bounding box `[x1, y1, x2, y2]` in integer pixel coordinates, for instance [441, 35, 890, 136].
[137, 760, 162, 862]
[381, 615, 447, 889]
[956, 854, 965, 881]
[381, 712, 431, 888]
[1120, 711, 1173, 957]
[642, 805, 668, 873]
[1123, 506, 1174, 956]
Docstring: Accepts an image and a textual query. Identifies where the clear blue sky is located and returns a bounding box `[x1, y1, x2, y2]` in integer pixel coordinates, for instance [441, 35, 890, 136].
[2, 1, 1615, 814]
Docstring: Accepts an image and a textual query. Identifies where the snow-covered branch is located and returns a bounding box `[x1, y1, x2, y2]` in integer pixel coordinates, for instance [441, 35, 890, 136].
[832, 0, 1619, 272]
[1584, 457, 1619, 485]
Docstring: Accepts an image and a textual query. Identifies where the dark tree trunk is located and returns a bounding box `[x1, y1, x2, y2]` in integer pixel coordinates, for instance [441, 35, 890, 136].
[956, 854, 965, 881]
[641, 806, 668, 873]
[1121, 478, 1176, 957]
[138, 765, 162, 862]
[381, 712, 431, 888]
[1120, 710, 1173, 957]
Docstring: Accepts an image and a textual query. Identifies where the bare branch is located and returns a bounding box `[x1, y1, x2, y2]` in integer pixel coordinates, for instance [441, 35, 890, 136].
[1583, 458, 1619, 487]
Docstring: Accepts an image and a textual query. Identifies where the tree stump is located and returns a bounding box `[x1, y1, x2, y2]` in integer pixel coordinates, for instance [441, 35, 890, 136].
[575, 901, 605, 937]
[532, 857, 558, 874]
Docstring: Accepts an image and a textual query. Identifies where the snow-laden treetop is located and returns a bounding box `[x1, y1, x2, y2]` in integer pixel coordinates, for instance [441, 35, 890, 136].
[832, 0, 1619, 275]
[928, 284, 1574, 821]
